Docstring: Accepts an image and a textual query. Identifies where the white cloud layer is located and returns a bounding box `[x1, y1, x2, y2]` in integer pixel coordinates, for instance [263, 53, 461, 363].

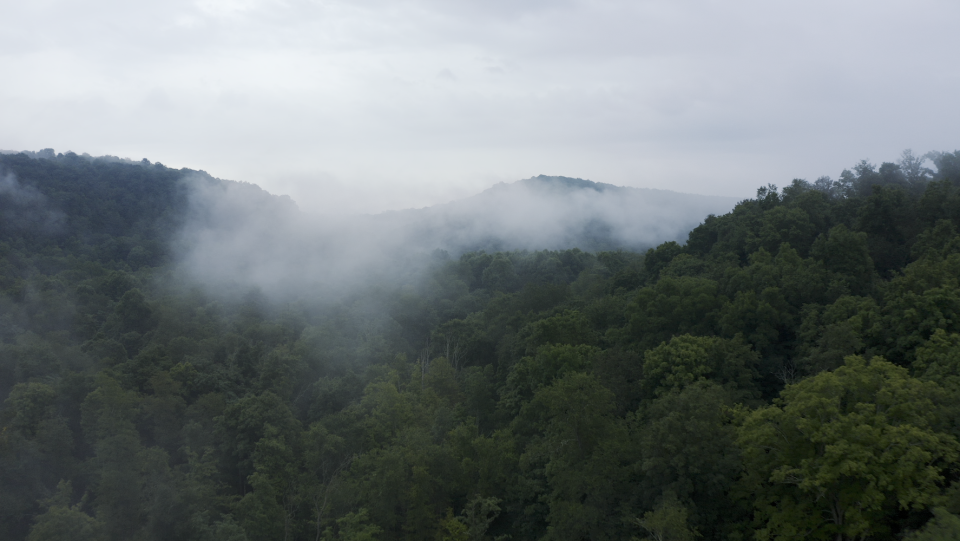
[1, 0, 958, 212]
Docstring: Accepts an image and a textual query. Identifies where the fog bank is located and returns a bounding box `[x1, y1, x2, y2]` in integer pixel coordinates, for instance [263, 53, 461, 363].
[173, 173, 738, 300]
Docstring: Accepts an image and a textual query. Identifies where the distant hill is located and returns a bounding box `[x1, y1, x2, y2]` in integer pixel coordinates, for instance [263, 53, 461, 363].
[0, 151, 190, 271]
[372, 175, 740, 254]
[0, 150, 738, 298]
[0, 150, 737, 256]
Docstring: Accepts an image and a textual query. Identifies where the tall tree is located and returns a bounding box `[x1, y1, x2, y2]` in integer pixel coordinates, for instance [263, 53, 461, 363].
[738, 356, 959, 540]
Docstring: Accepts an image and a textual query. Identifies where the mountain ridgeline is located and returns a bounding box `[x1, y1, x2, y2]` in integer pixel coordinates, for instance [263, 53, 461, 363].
[377, 175, 740, 253]
[2, 149, 960, 541]
[175, 170, 738, 299]
[0, 150, 738, 300]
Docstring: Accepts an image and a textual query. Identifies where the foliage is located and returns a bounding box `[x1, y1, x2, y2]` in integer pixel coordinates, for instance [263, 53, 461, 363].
[738, 356, 959, 540]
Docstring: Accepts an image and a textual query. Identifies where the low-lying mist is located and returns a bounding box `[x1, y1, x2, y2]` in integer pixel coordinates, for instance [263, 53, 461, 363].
[0, 168, 65, 234]
[172, 173, 739, 302]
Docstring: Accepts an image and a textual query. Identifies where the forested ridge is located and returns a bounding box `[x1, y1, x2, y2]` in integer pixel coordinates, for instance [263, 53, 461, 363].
[3, 150, 960, 540]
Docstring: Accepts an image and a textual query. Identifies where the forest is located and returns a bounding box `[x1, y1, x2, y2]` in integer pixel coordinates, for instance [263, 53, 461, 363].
[2, 149, 960, 541]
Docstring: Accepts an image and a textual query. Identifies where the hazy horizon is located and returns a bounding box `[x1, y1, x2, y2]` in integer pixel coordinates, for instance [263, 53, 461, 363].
[2, 147, 745, 215]
[2, 0, 957, 214]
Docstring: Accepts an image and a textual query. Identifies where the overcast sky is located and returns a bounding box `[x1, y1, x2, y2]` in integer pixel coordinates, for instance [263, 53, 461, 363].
[1, 0, 957, 213]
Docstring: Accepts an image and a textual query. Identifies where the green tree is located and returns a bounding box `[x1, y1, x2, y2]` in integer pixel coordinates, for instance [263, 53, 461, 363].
[522, 309, 595, 353]
[878, 254, 960, 365]
[914, 329, 960, 390]
[4, 381, 57, 437]
[302, 422, 349, 541]
[904, 508, 960, 541]
[80, 376, 147, 541]
[235, 424, 303, 541]
[481, 254, 518, 292]
[458, 495, 503, 541]
[114, 288, 155, 334]
[519, 372, 632, 541]
[638, 383, 745, 538]
[217, 391, 301, 493]
[810, 225, 875, 295]
[641, 335, 758, 398]
[502, 344, 600, 413]
[437, 508, 469, 541]
[325, 509, 381, 541]
[738, 356, 959, 540]
[624, 277, 725, 351]
[633, 496, 698, 541]
[751, 206, 817, 257]
[795, 296, 880, 376]
[27, 481, 105, 541]
[643, 242, 683, 280]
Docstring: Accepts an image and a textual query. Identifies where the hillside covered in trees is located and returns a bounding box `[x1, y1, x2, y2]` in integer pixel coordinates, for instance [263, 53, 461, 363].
[2, 149, 960, 540]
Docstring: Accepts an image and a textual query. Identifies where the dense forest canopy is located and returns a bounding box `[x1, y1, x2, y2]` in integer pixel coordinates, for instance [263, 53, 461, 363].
[2, 149, 960, 540]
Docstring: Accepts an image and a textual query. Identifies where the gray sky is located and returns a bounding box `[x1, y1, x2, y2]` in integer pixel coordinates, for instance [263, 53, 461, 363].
[2, 0, 957, 214]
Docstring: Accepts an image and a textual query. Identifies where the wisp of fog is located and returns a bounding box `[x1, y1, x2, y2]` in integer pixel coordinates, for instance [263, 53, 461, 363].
[0, 168, 65, 234]
[172, 173, 739, 301]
